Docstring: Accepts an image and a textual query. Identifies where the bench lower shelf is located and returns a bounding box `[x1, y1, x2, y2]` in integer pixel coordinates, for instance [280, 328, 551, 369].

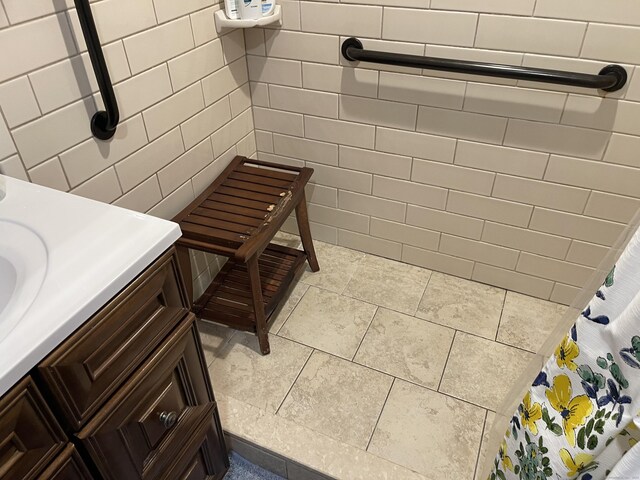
[194, 244, 307, 332]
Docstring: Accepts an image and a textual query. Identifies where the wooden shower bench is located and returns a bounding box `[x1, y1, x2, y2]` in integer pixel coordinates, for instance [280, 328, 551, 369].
[173, 156, 319, 355]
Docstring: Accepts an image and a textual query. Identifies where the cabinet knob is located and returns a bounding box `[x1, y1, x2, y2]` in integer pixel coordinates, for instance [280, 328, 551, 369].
[159, 411, 178, 429]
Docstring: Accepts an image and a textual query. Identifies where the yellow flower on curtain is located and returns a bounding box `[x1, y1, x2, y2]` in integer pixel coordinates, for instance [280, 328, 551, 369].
[555, 335, 580, 371]
[559, 448, 593, 477]
[546, 374, 593, 446]
[520, 392, 542, 434]
[499, 440, 513, 471]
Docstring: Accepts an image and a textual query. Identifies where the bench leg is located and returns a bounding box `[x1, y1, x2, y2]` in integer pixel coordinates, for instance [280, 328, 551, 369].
[176, 245, 194, 307]
[247, 256, 270, 355]
[295, 191, 320, 272]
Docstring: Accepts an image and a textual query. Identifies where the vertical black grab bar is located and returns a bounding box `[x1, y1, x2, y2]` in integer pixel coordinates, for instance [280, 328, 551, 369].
[74, 0, 119, 140]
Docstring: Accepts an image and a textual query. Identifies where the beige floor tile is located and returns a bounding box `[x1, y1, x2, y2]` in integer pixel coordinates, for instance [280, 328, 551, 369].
[300, 241, 365, 294]
[344, 254, 432, 315]
[497, 291, 568, 352]
[368, 379, 485, 479]
[416, 272, 505, 339]
[354, 308, 454, 389]
[209, 333, 312, 413]
[475, 411, 496, 480]
[279, 287, 377, 359]
[439, 332, 535, 410]
[198, 320, 235, 366]
[278, 351, 393, 450]
[270, 281, 310, 334]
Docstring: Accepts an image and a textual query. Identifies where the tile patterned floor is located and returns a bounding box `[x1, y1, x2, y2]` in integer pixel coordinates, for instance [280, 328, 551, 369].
[202, 235, 568, 480]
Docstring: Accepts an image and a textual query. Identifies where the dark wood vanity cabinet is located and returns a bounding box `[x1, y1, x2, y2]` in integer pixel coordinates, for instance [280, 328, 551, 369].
[0, 247, 228, 480]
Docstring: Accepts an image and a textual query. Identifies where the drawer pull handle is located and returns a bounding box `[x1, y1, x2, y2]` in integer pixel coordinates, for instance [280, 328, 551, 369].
[159, 411, 178, 429]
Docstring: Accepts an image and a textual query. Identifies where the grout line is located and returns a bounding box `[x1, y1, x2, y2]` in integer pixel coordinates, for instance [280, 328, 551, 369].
[350, 305, 379, 362]
[274, 347, 314, 416]
[493, 289, 508, 342]
[365, 377, 395, 452]
[437, 329, 457, 392]
[472, 409, 490, 480]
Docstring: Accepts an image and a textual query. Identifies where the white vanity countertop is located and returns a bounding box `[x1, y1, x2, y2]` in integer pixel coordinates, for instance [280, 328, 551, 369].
[0, 176, 181, 396]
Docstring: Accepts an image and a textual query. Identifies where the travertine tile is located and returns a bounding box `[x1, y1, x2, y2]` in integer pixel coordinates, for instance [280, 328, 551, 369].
[300, 241, 365, 294]
[344, 254, 432, 315]
[280, 287, 377, 359]
[209, 333, 312, 414]
[198, 320, 235, 367]
[475, 411, 496, 480]
[440, 332, 535, 410]
[368, 380, 485, 479]
[497, 292, 568, 352]
[417, 272, 505, 339]
[355, 308, 454, 389]
[278, 351, 393, 449]
[270, 281, 309, 334]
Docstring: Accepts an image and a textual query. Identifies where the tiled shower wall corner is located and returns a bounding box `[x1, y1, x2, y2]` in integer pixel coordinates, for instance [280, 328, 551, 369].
[249, 0, 640, 305]
[0, 0, 256, 298]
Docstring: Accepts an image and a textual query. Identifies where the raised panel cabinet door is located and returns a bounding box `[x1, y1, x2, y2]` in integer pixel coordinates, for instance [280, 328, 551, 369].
[38, 248, 191, 431]
[37, 444, 93, 480]
[77, 314, 218, 480]
[164, 408, 229, 480]
[0, 377, 67, 479]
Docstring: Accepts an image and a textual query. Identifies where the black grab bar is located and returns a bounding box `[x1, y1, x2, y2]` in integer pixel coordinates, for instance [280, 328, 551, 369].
[74, 0, 119, 140]
[341, 37, 627, 92]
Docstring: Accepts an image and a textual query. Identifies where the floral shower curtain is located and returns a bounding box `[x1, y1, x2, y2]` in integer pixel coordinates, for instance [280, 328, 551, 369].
[485, 223, 640, 480]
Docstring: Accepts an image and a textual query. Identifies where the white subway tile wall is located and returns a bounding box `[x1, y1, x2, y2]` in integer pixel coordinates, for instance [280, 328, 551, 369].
[2, 1, 640, 305]
[250, 1, 640, 304]
[0, 0, 255, 298]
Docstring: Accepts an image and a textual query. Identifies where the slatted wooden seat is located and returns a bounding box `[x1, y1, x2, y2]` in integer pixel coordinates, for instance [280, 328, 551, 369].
[173, 156, 319, 355]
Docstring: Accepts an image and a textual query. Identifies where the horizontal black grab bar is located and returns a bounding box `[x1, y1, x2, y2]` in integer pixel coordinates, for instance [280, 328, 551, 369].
[341, 37, 627, 92]
[74, 0, 119, 140]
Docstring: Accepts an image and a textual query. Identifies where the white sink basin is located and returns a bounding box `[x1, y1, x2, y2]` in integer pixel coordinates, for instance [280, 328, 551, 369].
[0, 175, 181, 396]
[0, 221, 47, 341]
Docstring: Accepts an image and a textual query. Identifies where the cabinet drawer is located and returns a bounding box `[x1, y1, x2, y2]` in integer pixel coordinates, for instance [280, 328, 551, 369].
[165, 411, 228, 480]
[38, 248, 190, 431]
[37, 444, 92, 480]
[77, 314, 213, 480]
[0, 377, 67, 480]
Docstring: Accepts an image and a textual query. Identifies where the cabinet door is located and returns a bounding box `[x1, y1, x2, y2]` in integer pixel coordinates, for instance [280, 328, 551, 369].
[0, 377, 67, 479]
[77, 315, 217, 480]
[37, 444, 93, 480]
[38, 248, 190, 431]
[164, 408, 229, 480]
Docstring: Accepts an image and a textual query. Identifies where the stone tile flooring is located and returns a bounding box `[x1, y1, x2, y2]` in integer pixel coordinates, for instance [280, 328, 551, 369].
[202, 234, 568, 480]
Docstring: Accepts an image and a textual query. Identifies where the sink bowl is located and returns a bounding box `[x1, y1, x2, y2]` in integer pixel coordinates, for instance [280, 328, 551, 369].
[0, 220, 47, 341]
